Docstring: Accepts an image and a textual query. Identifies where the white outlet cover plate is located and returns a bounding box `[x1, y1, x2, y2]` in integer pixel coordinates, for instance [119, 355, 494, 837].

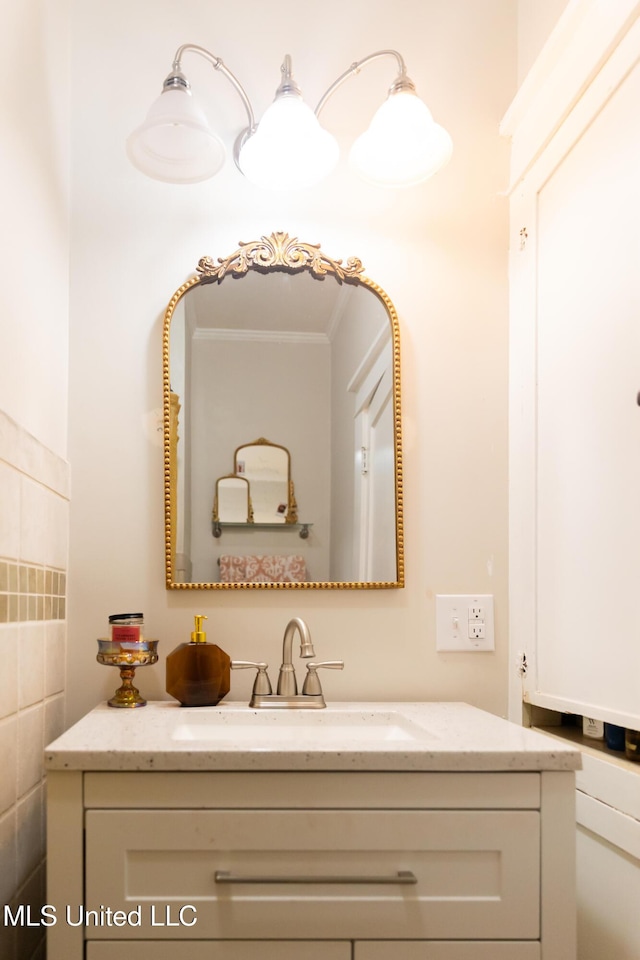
[435, 594, 495, 652]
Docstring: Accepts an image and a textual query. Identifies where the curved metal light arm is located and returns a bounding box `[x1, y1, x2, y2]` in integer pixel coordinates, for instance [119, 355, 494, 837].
[169, 44, 256, 134]
[314, 49, 414, 118]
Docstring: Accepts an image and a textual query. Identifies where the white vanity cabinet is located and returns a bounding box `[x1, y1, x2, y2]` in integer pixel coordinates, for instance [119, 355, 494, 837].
[47, 764, 576, 960]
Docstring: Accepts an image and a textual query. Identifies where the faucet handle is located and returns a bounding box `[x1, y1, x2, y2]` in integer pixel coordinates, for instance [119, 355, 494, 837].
[231, 661, 272, 695]
[302, 661, 344, 697]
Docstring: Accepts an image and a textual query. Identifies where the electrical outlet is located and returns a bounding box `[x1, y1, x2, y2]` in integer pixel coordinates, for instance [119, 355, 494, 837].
[436, 595, 495, 651]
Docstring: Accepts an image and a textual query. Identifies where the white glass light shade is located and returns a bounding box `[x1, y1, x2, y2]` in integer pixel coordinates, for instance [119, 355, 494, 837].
[126, 88, 225, 184]
[238, 95, 339, 190]
[349, 90, 453, 187]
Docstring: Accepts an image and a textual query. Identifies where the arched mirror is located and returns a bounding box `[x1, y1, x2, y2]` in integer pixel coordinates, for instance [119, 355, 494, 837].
[213, 475, 253, 526]
[163, 232, 404, 589]
[234, 438, 295, 524]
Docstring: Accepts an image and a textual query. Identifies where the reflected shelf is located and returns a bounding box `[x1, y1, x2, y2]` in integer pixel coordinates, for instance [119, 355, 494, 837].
[212, 522, 312, 539]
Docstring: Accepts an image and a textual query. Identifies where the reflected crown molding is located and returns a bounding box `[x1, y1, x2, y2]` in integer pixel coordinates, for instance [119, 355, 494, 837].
[193, 328, 328, 344]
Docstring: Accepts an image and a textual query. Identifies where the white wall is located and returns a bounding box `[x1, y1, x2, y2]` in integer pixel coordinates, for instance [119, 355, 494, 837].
[0, 3, 70, 959]
[517, 0, 568, 84]
[0, 0, 70, 455]
[66, 0, 516, 725]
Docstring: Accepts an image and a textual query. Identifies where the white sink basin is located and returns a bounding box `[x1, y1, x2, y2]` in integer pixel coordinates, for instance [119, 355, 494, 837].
[171, 709, 433, 745]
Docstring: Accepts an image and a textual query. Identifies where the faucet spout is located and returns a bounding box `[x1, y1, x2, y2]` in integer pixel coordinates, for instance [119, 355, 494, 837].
[277, 617, 315, 696]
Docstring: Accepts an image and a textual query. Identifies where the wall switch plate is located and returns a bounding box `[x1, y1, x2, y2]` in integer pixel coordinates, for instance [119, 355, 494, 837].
[436, 595, 495, 651]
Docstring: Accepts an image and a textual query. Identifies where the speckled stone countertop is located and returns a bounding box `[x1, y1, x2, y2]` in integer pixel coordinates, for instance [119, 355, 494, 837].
[45, 701, 581, 773]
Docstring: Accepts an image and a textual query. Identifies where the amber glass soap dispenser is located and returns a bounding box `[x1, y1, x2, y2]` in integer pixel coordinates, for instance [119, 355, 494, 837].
[166, 615, 231, 707]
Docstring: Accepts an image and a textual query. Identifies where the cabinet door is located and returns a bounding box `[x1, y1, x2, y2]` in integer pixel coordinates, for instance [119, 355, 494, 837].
[355, 944, 540, 960]
[508, 4, 640, 728]
[87, 942, 351, 960]
[85, 808, 540, 940]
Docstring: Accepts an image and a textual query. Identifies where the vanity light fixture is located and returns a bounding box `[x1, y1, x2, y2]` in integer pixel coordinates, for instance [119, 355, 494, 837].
[126, 46, 452, 189]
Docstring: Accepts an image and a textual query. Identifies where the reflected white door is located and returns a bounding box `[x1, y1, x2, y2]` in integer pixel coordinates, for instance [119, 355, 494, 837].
[354, 363, 396, 582]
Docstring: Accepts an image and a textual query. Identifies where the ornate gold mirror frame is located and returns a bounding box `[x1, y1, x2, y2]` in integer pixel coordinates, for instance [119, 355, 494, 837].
[163, 232, 404, 589]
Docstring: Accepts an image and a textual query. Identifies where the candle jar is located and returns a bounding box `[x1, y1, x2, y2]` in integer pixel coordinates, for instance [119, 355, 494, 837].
[109, 612, 144, 644]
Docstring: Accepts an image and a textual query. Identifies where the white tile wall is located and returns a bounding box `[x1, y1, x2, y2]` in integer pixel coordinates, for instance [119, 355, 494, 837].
[19, 626, 45, 709]
[17, 706, 44, 797]
[15, 863, 46, 960]
[0, 409, 69, 960]
[0, 461, 20, 560]
[0, 626, 19, 719]
[0, 822, 18, 960]
[44, 621, 66, 698]
[44, 696, 65, 748]
[0, 717, 17, 814]
[0, 808, 17, 913]
[16, 787, 43, 890]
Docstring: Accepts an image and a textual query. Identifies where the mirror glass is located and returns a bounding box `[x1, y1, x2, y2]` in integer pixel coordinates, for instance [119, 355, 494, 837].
[163, 233, 404, 589]
[214, 475, 252, 525]
[234, 439, 293, 524]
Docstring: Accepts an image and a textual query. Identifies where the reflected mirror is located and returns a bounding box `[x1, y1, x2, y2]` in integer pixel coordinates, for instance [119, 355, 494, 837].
[163, 232, 404, 589]
[234, 438, 294, 524]
[214, 475, 253, 525]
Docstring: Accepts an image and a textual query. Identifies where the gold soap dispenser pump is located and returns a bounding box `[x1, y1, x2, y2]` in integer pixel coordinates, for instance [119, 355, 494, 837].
[166, 614, 231, 707]
[192, 614, 207, 643]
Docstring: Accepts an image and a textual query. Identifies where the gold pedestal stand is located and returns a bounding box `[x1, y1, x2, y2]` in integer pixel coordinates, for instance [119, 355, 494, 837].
[96, 639, 158, 708]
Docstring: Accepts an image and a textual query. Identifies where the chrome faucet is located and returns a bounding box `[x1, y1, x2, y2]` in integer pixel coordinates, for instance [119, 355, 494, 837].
[231, 617, 343, 708]
[277, 616, 315, 696]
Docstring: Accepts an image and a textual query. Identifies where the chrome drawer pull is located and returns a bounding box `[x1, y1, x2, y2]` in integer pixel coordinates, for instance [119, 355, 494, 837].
[214, 870, 417, 885]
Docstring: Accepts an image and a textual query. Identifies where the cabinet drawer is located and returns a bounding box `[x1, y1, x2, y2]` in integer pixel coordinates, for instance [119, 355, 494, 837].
[85, 808, 540, 940]
[355, 942, 540, 960]
[84, 771, 541, 810]
[87, 941, 351, 960]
